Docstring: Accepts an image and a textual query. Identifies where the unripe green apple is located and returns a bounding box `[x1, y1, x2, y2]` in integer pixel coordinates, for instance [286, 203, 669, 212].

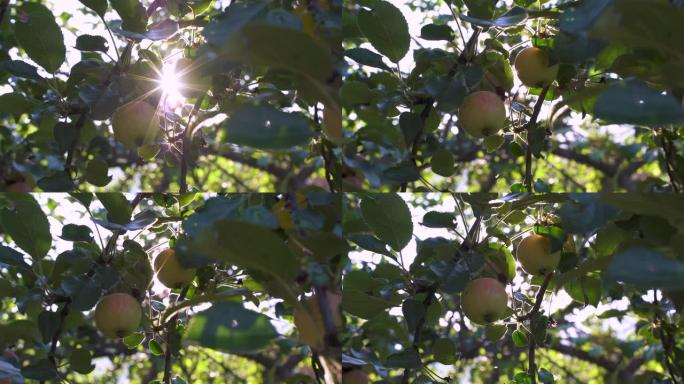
[516, 234, 560, 276]
[94, 293, 142, 338]
[514, 47, 559, 88]
[458, 91, 506, 138]
[460, 277, 508, 325]
[154, 249, 196, 289]
[293, 291, 342, 349]
[342, 369, 369, 384]
[111, 101, 159, 149]
[175, 58, 211, 98]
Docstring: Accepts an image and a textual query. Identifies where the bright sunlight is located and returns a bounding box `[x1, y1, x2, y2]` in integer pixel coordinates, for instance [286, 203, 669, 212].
[158, 61, 185, 106]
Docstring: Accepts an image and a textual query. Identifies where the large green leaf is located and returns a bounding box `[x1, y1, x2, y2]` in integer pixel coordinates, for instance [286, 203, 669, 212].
[13, 3, 65, 72]
[225, 23, 332, 82]
[185, 301, 278, 353]
[0, 195, 51, 260]
[360, 194, 413, 251]
[606, 247, 684, 290]
[186, 220, 301, 284]
[96, 193, 132, 225]
[357, 1, 410, 62]
[342, 289, 394, 319]
[79, 0, 108, 17]
[594, 79, 684, 126]
[110, 0, 148, 33]
[223, 104, 313, 150]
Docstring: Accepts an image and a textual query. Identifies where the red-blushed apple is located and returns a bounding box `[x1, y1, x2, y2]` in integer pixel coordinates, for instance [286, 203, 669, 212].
[342, 369, 369, 384]
[94, 293, 142, 338]
[154, 248, 196, 289]
[458, 91, 506, 138]
[514, 47, 559, 88]
[516, 234, 560, 276]
[111, 101, 159, 149]
[460, 277, 508, 325]
[293, 291, 342, 349]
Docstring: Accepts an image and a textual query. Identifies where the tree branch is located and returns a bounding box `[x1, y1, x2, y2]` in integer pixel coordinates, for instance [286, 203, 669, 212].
[163, 285, 190, 384]
[524, 85, 550, 192]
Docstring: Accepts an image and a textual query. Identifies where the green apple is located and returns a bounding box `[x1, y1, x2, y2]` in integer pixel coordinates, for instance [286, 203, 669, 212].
[516, 234, 560, 276]
[111, 101, 159, 149]
[154, 249, 196, 289]
[94, 293, 142, 338]
[514, 47, 559, 88]
[458, 91, 506, 138]
[460, 278, 508, 325]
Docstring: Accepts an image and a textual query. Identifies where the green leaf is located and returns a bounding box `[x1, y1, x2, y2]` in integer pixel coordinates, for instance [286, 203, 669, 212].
[431, 149, 455, 177]
[347, 233, 394, 258]
[483, 134, 505, 152]
[96, 193, 132, 225]
[538, 368, 555, 384]
[511, 329, 528, 347]
[179, 220, 300, 302]
[360, 194, 413, 251]
[594, 79, 684, 126]
[202, 0, 270, 46]
[402, 299, 426, 333]
[225, 23, 332, 82]
[0, 93, 39, 117]
[79, 0, 108, 16]
[0, 194, 51, 260]
[0, 244, 31, 270]
[357, 1, 410, 62]
[123, 332, 145, 348]
[420, 24, 454, 41]
[460, 6, 528, 28]
[558, 195, 619, 234]
[606, 247, 684, 290]
[342, 289, 393, 319]
[341, 80, 374, 107]
[463, 0, 496, 19]
[69, 349, 95, 374]
[13, 3, 66, 72]
[148, 339, 164, 356]
[223, 104, 313, 150]
[37, 172, 75, 191]
[345, 47, 391, 70]
[185, 302, 278, 353]
[86, 159, 112, 187]
[0, 60, 42, 80]
[76, 35, 108, 52]
[432, 338, 456, 364]
[110, 0, 148, 33]
[421, 211, 455, 229]
[61, 224, 94, 242]
[386, 348, 421, 369]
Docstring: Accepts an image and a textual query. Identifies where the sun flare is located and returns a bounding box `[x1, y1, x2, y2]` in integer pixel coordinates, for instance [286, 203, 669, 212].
[158, 62, 184, 105]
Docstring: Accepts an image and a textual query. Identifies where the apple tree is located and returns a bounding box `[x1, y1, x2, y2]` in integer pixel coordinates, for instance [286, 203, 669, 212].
[0, 0, 342, 192]
[342, 0, 684, 192]
[342, 193, 684, 383]
[0, 192, 346, 383]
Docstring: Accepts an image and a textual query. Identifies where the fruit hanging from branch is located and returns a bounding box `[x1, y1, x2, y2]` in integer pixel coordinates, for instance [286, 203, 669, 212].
[460, 277, 508, 325]
[516, 234, 560, 276]
[458, 91, 506, 138]
[154, 248, 197, 289]
[514, 47, 558, 88]
[94, 293, 142, 338]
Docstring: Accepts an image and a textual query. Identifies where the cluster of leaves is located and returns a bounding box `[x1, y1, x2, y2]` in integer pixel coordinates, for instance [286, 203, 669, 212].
[0, 192, 345, 383]
[342, 0, 684, 192]
[342, 193, 684, 383]
[0, 0, 342, 192]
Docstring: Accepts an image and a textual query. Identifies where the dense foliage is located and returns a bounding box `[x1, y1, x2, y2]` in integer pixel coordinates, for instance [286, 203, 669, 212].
[342, 0, 684, 192]
[0, 0, 342, 192]
[343, 193, 684, 383]
[0, 193, 345, 383]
